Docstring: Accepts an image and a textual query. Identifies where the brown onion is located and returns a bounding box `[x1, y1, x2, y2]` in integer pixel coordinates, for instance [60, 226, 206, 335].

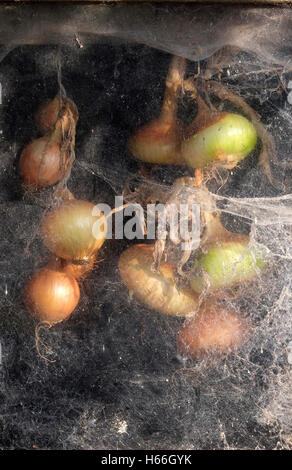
[128, 118, 182, 165]
[41, 199, 107, 260]
[35, 95, 78, 135]
[23, 266, 80, 324]
[177, 300, 250, 359]
[127, 56, 185, 165]
[119, 244, 198, 317]
[19, 134, 70, 189]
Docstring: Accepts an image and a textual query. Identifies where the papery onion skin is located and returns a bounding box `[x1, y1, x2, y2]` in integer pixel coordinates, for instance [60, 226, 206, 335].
[50, 254, 98, 280]
[119, 244, 198, 317]
[35, 95, 78, 135]
[19, 136, 70, 189]
[63, 257, 96, 280]
[23, 267, 80, 324]
[41, 200, 106, 260]
[182, 113, 257, 169]
[190, 239, 266, 294]
[48, 255, 97, 280]
[177, 301, 250, 359]
[127, 119, 182, 165]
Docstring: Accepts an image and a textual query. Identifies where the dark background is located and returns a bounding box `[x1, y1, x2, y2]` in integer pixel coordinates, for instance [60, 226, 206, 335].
[0, 13, 291, 449]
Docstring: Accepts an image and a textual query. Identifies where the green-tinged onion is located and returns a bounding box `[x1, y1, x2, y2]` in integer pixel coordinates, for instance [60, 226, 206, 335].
[119, 244, 198, 317]
[190, 238, 266, 294]
[182, 113, 257, 169]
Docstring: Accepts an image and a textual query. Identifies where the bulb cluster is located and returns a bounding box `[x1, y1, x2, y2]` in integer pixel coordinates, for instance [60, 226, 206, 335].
[19, 55, 270, 363]
[127, 59, 257, 171]
[19, 95, 78, 189]
[22, 94, 106, 326]
[120, 55, 269, 362]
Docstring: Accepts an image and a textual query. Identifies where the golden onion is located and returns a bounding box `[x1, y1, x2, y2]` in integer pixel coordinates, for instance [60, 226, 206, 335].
[23, 266, 80, 324]
[41, 200, 106, 260]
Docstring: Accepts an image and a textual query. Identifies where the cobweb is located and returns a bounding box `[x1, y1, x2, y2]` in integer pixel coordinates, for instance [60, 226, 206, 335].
[0, 2, 292, 451]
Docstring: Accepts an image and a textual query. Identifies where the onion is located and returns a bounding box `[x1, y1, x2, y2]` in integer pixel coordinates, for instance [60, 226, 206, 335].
[41, 199, 106, 260]
[19, 134, 70, 188]
[190, 238, 266, 294]
[35, 95, 78, 135]
[23, 266, 80, 324]
[128, 119, 182, 165]
[182, 113, 257, 169]
[118, 244, 198, 317]
[127, 56, 185, 164]
[177, 301, 250, 359]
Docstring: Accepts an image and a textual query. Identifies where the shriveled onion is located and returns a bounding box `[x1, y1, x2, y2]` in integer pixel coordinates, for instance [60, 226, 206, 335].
[119, 244, 198, 317]
[23, 266, 80, 324]
[177, 300, 250, 359]
[35, 95, 78, 135]
[19, 135, 70, 188]
[182, 113, 257, 169]
[190, 238, 266, 294]
[41, 199, 106, 260]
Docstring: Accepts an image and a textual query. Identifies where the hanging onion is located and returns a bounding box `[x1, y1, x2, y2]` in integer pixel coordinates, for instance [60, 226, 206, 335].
[182, 113, 257, 169]
[23, 266, 80, 324]
[119, 244, 198, 317]
[19, 134, 70, 188]
[35, 95, 78, 135]
[41, 199, 106, 260]
[128, 119, 182, 165]
[190, 238, 266, 294]
[177, 300, 251, 359]
[127, 56, 185, 165]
